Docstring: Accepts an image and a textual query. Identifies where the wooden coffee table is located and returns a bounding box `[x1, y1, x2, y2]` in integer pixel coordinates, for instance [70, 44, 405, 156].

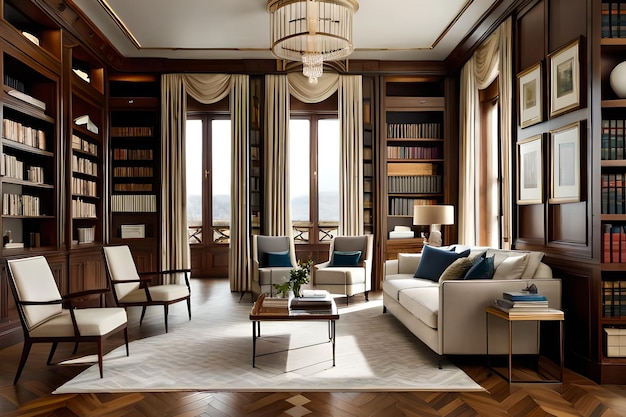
[249, 295, 339, 368]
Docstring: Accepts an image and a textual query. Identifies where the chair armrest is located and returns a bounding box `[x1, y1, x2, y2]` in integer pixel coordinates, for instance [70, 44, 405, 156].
[62, 287, 110, 308]
[139, 268, 192, 288]
[19, 299, 62, 306]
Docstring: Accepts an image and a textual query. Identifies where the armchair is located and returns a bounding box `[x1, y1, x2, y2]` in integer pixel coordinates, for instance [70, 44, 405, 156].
[313, 234, 373, 303]
[7, 256, 129, 384]
[251, 235, 298, 297]
[103, 245, 191, 333]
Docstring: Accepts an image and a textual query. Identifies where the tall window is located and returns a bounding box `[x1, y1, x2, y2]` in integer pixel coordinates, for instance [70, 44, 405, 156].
[289, 115, 340, 243]
[185, 115, 231, 244]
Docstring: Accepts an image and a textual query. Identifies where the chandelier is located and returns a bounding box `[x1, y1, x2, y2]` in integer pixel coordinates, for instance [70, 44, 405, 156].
[267, 0, 359, 84]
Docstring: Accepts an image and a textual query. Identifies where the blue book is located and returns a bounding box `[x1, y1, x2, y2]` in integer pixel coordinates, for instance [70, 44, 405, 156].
[502, 291, 547, 302]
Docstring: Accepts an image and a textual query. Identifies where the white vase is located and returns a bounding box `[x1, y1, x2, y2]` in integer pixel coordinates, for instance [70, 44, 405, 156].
[610, 61, 626, 98]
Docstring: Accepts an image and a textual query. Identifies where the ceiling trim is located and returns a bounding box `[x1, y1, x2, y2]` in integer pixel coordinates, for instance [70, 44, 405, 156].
[96, 0, 141, 49]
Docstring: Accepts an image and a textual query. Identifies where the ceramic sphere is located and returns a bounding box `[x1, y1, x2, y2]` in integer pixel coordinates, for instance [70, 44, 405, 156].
[610, 61, 626, 98]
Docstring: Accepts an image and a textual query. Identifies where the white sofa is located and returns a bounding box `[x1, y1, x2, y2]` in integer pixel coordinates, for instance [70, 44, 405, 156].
[383, 246, 561, 356]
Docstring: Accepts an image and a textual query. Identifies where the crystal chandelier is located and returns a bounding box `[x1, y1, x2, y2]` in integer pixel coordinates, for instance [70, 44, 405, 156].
[267, 0, 359, 84]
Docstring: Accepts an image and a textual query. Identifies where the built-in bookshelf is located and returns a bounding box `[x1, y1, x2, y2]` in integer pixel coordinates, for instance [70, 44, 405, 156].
[1, 52, 58, 252]
[363, 76, 375, 236]
[250, 76, 262, 236]
[381, 76, 446, 259]
[599, 0, 626, 369]
[109, 75, 160, 271]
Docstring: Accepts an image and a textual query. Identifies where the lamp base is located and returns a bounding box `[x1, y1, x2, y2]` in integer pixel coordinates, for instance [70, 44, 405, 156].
[427, 230, 442, 247]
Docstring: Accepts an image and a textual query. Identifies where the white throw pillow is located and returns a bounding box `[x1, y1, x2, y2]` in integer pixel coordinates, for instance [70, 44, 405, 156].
[492, 254, 529, 280]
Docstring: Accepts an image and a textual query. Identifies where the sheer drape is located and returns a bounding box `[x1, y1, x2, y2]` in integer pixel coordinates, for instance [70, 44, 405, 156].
[458, 17, 512, 247]
[161, 73, 251, 291]
[263, 72, 362, 236]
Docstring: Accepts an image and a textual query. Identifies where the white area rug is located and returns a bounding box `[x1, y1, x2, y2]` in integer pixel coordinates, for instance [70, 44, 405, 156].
[54, 292, 483, 393]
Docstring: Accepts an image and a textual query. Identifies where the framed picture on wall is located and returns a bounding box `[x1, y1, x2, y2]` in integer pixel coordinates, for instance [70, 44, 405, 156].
[549, 122, 581, 203]
[517, 134, 543, 205]
[549, 38, 581, 118]
[518, 62, 543, 128]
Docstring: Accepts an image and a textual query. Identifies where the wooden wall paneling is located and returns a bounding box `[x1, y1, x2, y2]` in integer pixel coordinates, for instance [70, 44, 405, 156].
[548, 0, 588, 53]
[518, 204, 546, 242]
[516, 0, 546, 72]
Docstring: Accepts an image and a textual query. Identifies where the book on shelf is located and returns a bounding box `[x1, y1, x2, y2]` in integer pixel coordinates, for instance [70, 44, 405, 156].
[502, 291, 547, 302]
[7, 89, 46, 111]
[74, 115, 99, 134]
[4, 242, 24, 249]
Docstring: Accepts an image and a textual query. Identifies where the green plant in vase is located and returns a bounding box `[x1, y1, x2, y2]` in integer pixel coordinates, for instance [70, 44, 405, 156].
[274, 259, 313, 298]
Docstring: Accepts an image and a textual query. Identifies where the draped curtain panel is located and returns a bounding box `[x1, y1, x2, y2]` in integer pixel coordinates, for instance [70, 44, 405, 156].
[458, 18, 512, 247]
[264, 73, 363, 237]
[161, 74, 251, 291]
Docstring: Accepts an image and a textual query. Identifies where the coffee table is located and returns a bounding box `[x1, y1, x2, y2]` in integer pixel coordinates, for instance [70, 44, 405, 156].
[249, 296, 339, 368]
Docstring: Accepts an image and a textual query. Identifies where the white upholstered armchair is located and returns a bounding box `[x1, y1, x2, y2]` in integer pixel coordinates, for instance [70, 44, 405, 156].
[251, 235, 298, 297]
[313, 235, 373, 303]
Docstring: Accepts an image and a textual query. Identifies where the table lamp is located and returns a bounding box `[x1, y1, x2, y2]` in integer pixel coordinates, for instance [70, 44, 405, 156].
[413, 204, 454, 247]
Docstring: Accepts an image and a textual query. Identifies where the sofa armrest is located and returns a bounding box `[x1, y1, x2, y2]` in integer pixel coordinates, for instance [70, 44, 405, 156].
[383, 259, 399, 278]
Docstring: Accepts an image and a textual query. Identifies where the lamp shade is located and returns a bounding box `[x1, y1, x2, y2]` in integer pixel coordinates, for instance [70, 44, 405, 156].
[413, 205, 454, 226]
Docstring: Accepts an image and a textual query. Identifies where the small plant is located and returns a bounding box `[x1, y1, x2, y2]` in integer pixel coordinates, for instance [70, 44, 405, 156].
[274, 259, 313, 298]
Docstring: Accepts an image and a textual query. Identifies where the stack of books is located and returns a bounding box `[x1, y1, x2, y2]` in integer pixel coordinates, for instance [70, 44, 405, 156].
[290, 290, 333, 311]
[256, 294, 290, 314]
[494, 291, 549, 313]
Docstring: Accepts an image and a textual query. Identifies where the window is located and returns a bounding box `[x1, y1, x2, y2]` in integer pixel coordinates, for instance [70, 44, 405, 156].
[289, 115, 340, 243]
[185, 115, 231, 244]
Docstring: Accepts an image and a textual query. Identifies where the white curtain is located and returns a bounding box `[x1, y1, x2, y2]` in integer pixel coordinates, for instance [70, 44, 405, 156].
[161, 74, 251, 291]
[458, 17, 512, 247]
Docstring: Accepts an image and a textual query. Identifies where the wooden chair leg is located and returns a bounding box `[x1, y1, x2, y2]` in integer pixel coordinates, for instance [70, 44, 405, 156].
[164, 305, 169, 333]
[72, 342, 79, 355]
[365, 291, 369, 301]
[139, 306, 147, 325]
[13, 341, 32, 384]
[187, 297, 191, 320]
[47, 342, 59, 365]
[97, 340, 104, 378]
[124, 327, 129, 356]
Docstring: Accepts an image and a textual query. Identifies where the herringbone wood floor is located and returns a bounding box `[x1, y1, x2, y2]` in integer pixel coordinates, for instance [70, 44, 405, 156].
[1, 278, 625, 417]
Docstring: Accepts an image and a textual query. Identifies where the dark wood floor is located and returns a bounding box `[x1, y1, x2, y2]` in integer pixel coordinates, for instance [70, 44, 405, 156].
[1, 278, 626, 417]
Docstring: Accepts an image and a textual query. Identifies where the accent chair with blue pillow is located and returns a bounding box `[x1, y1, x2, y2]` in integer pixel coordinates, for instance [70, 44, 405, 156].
[251, 235, 298, 297]
[312, 235, 373, 303]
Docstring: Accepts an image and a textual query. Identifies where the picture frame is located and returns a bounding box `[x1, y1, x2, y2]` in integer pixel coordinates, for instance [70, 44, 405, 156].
[549, 38, 581, 118]
[518, 62, 543, 128]
[517, 134, 543, 205]
[549, 122, 581, 203]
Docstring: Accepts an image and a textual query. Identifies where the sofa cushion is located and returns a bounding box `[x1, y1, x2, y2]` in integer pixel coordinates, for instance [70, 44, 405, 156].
[330, 250, 362, 267]
[464, 255, 495, 279]
[414, 245, 470, 282]
[492, 254, 528, 280]
[485, 249, 544, 278]
[439, 257, 474, 282]
[398, 287, 439, 329]
[383, 278, 437, 300]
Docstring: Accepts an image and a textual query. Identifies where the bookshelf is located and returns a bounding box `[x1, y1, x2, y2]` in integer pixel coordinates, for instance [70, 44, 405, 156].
[250, 76, 262, 236]
[599, 0, 626, 369]
[109, 75, 160, 272]
[1, 52, 58, 253]
[362, 76, 375, 236]
[380, 76, 446, 259]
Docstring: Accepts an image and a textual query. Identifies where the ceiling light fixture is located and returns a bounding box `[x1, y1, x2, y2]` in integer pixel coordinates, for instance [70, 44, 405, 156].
[267, 0, 359, 84]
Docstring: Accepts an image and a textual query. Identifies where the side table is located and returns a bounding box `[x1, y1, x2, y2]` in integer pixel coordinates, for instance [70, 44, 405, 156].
[486, 305, 564, 383]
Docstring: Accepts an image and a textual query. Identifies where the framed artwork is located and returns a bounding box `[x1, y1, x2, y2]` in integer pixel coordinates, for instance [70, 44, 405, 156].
[517, 134, 543, 205]
[518, 62, 543, 128]
[549, 38, 581, 118]
[550, 122, 581, 203]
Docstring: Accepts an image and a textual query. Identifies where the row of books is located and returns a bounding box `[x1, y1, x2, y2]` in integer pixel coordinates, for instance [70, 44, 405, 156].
[387, 175, 442, 194]
[602, 224, 626, 263]
[3, 119, 47, 150]
[601, 119, 626, 160]
[113, 183, 152, 192]
[111, 126, 153, 137]
[602, 2, 626, 38]
[113, 148, 153, 160]
[493, 291, 549, 314]
[72, 198, 97, 218]
[601, 173, 626, 214]
[603, 280, 626, 317]
[389, 198, 438, 217]
[386, 123, 442, 139]
[72, 155, 98, 176]
[387, 145, 442, 160]
[2, 193, 41, 216]
[71, 177, 97, 197]
[111, 194, 157, 212]
[113, 166, 154, 177]
[2, 154, 45, 184]
[72, 135, 98, 156]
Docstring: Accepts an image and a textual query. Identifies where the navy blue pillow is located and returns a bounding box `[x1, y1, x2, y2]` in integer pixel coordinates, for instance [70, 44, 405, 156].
[463, 255, 495, 279]
[262, 250, 292, 267]
[414, 245, 470, 282]
[330, 250, 362, 267]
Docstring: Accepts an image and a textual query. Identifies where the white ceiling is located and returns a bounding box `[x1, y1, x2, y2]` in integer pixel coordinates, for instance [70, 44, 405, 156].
[70, 0, 498, 62]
